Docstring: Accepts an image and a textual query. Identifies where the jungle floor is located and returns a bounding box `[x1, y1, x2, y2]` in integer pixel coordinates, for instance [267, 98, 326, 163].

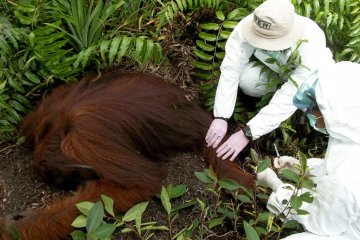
[0, 146, 244, 239]
[0, 42, 297, 239]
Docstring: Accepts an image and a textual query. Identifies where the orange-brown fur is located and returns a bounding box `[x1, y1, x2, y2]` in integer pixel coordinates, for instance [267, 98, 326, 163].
[1, 72, 255, 240]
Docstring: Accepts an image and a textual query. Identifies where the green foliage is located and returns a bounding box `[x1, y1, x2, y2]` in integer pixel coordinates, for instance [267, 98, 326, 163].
[193, 8, 250, 111]
[51, 0, 125, 51]
[71, 197, 116, 240]
[291, 0, 360, 63]
[71, 195, 168, 240]
[156, 0, 221, 30]
[0, 0, 165, 145]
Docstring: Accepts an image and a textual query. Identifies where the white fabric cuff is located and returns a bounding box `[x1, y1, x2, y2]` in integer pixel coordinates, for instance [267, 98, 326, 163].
[267, 183, 296, 216]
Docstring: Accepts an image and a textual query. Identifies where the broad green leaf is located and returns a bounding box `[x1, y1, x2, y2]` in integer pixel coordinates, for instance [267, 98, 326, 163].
[86, 201, 104, 233]
[117, 36, 131, 59]
[9, 100, 27, 113]
[193, 48, 213, 61]
[91, 223, 116, 239]
[257, 159, 271, 173]
[192, 60, 213, 70]
[195, 171, 213, 184]
[101, 195, 115, 217]
[218, 179, 240, 190]
[215, 52, 225, 59]
[280, 169, 300, 184]
[227, 8, 249, 20]
[8, 78, 25, 93]
[347, 37, 360, 47]
[135, 37, 146, 61]
[176, 0, 184, 11]
[215, 11, 225, 21]
[283, 219, 299, 228]
[167, 184, 187, 199]
[193, 72, 213, 80]
[290, 195, 302, 210]
[237, 194, 252, 203]
[217, 41, 226, 50]
[172, 199, 196, 212]
[199, 23, 220, 30]
[198, 32, 217, 41]
[142, 39, 154, 63]
[223, 21, 238, 29]
[195, 40, 215, 52]
[302, 178, 315, 189]
[219, 30, 231, 39]
[299, 192, 314, 203]
[70, 230, 86, 240]
[239, 186, 255, 200]
[296, 209, 310, 215]
[208, 217, 224, 229]
[109, 37, 122, 64]
[205, 167, 217, 180]
[71, 214, 87, 228]
[24, 71, 41, 84]
[99, 40, 110, 60]
[243, 221, 260, 240]
[122, 202, 148, 222]
[161, 186, 171, 215]
[256, 212, 271, 222]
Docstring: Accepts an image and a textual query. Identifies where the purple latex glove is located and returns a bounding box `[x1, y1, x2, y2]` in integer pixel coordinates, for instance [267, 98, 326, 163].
[216, 130, 249, 161]
[205, 119, 228, 148]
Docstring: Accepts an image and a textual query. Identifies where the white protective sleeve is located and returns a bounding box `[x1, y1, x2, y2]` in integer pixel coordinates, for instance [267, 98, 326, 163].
[247, 19, 333, 139]
[213, 16, 254, 119]
[267, 177, 360, 236]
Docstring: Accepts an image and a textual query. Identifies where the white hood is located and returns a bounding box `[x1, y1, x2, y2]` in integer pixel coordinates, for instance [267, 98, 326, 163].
[316, 61, 360, 144]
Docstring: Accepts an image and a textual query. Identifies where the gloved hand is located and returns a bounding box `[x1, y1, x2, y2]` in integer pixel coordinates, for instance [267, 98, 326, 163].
[205, 119, 228, 148]
[257, 168, 283, 192]
[216, 130, 249, 161]
[274, 156, 299, 170]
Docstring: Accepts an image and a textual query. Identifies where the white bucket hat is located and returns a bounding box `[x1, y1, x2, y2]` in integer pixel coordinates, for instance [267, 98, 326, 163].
[241, 0, 306, 51]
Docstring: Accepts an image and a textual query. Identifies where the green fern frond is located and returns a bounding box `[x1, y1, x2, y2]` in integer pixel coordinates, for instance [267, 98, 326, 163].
[192, 8, 249, 114]
[156, 0, 220, 29]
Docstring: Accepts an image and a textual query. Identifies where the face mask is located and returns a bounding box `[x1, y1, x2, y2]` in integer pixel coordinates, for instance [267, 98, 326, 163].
[293, 70, 328, 134]
[306, 112, 327, 134]
[255, 48, 282, 59]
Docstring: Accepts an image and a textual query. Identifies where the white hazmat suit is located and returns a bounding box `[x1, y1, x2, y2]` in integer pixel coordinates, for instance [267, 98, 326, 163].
[265, 61, 360, 239]
[214, 14, 333, 140]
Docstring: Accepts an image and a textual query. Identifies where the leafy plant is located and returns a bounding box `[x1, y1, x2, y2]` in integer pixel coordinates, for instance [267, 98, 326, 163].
[71, 195, 117, 240]
[0, 0, 166, 146]
[290, 0, 360, 62]
[156, 0, 221, 31]
[71, 194, 168, 240]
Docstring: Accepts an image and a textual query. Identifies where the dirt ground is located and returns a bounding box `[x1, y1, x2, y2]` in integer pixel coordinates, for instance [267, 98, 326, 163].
[1, 145, 242, 239]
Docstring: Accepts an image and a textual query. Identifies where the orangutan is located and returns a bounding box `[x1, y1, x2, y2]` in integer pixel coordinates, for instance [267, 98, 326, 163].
[0, 72, 255, 240]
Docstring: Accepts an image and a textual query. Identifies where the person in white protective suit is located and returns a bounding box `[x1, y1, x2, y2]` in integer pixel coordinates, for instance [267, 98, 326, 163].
[205, 0, 334, 161]
[257, 61, 360, 239]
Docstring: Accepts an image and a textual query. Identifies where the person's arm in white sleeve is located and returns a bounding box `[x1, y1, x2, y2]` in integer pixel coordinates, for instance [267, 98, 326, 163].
[213, 17, 254, 119]
[274, 156, 326, 184]
[247, 19, 333, 140]
[267, 177, 359, 236]
[247, 41, 333, 140]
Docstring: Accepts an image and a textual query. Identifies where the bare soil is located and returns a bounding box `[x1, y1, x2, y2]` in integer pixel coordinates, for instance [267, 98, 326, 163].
[0, 146, 240, 239]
